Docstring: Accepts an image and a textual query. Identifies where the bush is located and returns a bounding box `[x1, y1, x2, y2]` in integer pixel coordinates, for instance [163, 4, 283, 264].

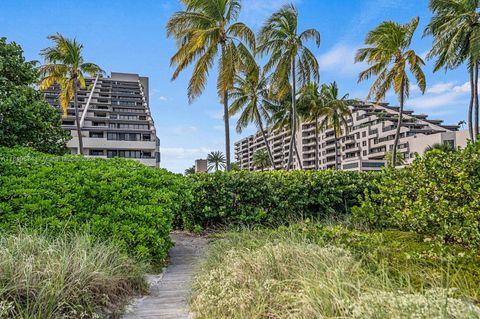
[179, 170, 376, 229]
[0, 231, 147, 319]
[353, 141, 480, 247]
[0, 147, 191, 261]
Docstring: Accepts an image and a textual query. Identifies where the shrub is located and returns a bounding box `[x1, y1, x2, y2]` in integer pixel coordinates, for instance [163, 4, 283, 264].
[353, 141, 480, 247]
[0, 231, 147, 319]
[0, 147, 191, 261]
[180, 170, 376, 229]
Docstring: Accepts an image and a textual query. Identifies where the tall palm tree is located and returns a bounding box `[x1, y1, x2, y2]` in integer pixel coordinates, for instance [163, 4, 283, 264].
[166, 0, 255, 170]
[229, 63, 277, 170]
[267, 91, 304, 169]
[207, 151, 226, 172]
[258, 4, 320, 170]
[425, 142, 457, 153]
[319, 82, 353, 170]
[297, 83, 323, 170]
[356, 17, 426, 167]
[424, 0, 480, 141]
[39, 33, 102, 155]
[252, 149, 271, 171]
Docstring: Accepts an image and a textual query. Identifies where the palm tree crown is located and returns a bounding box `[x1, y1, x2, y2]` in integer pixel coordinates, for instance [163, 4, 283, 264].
[167, 0, 255, 170]
[258, 4, 320, 170]
[297, 83, 324, 170]
[424, 0, 480, 140]
[319, 82, 354, 170]
[38, 33, 102, 156]
[252, 149, 271, 171]
[229, 62, 277, 169]
[207, 151, 226, 172]
[356, 17, 426, 167]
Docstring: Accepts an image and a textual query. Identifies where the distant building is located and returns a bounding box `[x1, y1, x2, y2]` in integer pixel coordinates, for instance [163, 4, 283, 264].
[45, 72, 160, 167]
[195, 159, 208, 173]
[235, 102, 468, 171]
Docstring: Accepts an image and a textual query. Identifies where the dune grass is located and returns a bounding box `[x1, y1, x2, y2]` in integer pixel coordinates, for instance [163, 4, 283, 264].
[0, 231, 147, 319]
[190, 225, 480, 318]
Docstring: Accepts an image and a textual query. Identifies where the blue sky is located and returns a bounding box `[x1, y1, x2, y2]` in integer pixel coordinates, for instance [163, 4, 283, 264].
[1, 0, 470, 173]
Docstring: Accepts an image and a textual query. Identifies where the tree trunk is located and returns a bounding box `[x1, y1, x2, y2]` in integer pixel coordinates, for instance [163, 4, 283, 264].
[474, 61, 479, 140]
[287, 58, 297, 170]
[223, 90, 231, 170]
[392, 81, 405, 168]
[73, 79, 84, 155]
[294, 140, 303, 170]
[256, 108, 276, 170]
[315, 117, 319, 170]
[334, 127, 340, 170]
[468, 66, 475, 141]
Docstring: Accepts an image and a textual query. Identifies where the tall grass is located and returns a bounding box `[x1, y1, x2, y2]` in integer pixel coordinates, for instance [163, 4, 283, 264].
[190, 228, 480, 319]
[0, 231, 147, 319]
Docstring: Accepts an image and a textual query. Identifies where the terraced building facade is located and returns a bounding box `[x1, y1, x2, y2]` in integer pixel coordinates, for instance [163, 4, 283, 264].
[45, 72, 160, 167]
[235, 102, 468, 171]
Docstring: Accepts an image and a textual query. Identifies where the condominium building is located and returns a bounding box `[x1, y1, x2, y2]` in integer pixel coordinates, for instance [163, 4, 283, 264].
[45, 72, 160, 167]
[235, 102, 468, 171]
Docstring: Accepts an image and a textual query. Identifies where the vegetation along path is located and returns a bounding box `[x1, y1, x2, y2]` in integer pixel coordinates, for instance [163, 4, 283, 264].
[123, 233, 207, 319]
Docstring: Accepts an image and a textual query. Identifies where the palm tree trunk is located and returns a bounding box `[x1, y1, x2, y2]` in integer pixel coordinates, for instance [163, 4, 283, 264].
[334, 127, 339, 170]
[474, 61, 479, 140]
[223, 90, 231, 170]
[73, 79, 84, 155]
[469, 66, 475, 141]
[392, 82, 405, 168]
[315, 117, 319, 170]
[294, 141, 303, 170]
[256, 109, 277, 170]
[287, 57, 297, 170]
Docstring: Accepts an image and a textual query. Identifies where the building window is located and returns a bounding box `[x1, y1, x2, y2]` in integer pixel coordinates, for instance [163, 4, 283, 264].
[343, 162, 359, 169]
[90, 132, 104, 138]
[89, 150, 104, 156]
[363, 162, 385, 168]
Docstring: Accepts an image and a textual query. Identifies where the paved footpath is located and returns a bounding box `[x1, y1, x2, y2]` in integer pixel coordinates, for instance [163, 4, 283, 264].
[122, 233, 207, 319]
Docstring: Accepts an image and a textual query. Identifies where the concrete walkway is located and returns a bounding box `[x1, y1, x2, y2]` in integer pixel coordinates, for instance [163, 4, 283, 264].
[122, 233, 207, 319]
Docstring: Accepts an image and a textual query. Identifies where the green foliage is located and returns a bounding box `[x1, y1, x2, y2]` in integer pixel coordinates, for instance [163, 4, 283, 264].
[0, 147, 191, 261]
[179, 170, 376, 229]
[0, 37, 70, 154]
[353, 141, 480, 247]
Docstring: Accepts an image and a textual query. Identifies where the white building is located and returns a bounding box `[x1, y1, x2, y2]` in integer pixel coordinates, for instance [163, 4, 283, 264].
[235, 102, 468, 171]
[45, 72, 160, 167]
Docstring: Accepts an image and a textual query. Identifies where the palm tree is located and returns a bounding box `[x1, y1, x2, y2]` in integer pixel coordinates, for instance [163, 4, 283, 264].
[229, 62, 276, 170]
[385, 150, 406, 167]
[207, 151, 226, 172]
[356, 17, 426, 167]
[424, 0, 480, 141]
[319, 82, 354, 170]
[258, 4, 320, 170]
[39, 33, 102, 155]
[298, 83, 323, 170]
[166, 0, 255, 170]
[185, 166, 196, 175]
[267, 91, 304, 169]
[425, 142, 457, 153]
[252, 149, 271, 171]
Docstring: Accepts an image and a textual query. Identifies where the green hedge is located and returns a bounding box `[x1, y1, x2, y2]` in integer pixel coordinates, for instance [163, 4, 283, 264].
[353, 141, 480, 247]
[0, 147, 191, 261]
[179, 170, 377, 229]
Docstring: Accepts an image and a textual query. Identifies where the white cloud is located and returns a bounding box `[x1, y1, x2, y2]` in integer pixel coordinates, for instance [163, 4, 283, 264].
[427, 82, 455, 94]
[158, 96, 168, 101]
[317, 44, 366, 77]
[407, 82, 470, 110]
